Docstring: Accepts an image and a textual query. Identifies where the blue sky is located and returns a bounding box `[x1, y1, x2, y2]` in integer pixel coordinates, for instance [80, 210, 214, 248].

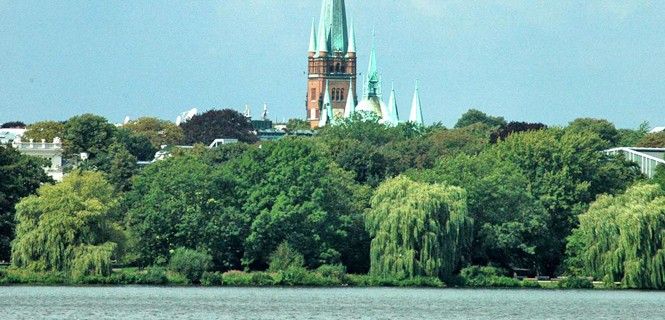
[1, 0, 663, 128]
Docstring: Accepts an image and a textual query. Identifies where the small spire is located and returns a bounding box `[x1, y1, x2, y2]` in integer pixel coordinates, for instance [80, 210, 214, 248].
[308, 18, 317, 53]
[261, 103, 268, 121]
[317, 2, 328, 55]
[386, 82, 399, 125]
[409, 80, 424, 125]
[347, 18, 356, 54]
[319, 80, 332, 127]
[344, 77, 356, 118]
[244, 104, 252, 118]
[364, 28, 381, 99]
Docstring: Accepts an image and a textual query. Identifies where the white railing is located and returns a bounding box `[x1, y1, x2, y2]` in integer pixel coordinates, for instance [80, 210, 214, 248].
[605, 147, 665, 178]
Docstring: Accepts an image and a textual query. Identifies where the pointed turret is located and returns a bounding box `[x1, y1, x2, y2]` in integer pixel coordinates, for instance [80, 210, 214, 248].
[346, 19, 356, 57]
[308, 18, 317, 57]
[344, 78, 356, 118]
[409, 81, 424, 125]
[319, 80, 333, 127]
[244, 104, 252, 119]
[385, 83, 399, 125]
[363, 29, 381, 99]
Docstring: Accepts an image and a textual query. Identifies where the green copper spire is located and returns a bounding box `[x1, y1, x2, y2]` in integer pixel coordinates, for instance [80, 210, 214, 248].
[308, 18, 317, 53]
[344, 77, 356, 118]
[316, 0, 349, 54]
[364, 29, 381, 99]
[347, 18, 356, 54]
[409, 80, 424, 125]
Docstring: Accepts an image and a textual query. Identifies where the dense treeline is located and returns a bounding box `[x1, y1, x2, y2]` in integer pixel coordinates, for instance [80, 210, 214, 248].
[2, 109, 665, 288]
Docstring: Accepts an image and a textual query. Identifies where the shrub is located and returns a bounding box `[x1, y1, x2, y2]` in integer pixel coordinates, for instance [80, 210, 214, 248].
[136, 267, 169, 285]
[316, 264, 347, 282]
[460, 266, 521, 288]
[168, 248, 213, 284]
[201, 272, 224, 286]
[222, 270, 253, 286]
[520, 280, 541, 288]
[558, 276, 594, 289]
[268, 242, 304, 272]
[250, 272, 275, 286]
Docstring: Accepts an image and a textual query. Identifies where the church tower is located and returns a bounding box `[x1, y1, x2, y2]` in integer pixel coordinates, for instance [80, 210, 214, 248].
[306, 0, 357, 128]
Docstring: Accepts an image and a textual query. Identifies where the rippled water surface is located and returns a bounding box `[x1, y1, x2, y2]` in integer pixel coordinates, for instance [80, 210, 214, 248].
[2, 286, 665, 319]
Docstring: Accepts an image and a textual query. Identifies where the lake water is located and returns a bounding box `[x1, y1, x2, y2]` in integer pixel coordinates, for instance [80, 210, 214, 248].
[1, 286, 664, 319]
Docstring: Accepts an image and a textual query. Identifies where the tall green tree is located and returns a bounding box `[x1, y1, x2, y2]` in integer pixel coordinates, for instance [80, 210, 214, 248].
[366, 176, 473, 279]
[23, 121, 66, 142]
[567, 118, 620, 147]
[0, 147, 50, 261]
[124, 154, 245, 269]
[64, 114, 117, 158]
[11, 171, 123, 277]
[221, 138, 371, 272]
[637, 132, 665, 148]
[454, 109, 506, 129]
[105, 143, 138, 192]
[567, 184, 665, 289]
[181, 109, 258, 144]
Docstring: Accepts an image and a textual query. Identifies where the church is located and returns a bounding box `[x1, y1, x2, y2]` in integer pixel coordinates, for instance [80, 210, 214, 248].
[306, 0, 424, 128]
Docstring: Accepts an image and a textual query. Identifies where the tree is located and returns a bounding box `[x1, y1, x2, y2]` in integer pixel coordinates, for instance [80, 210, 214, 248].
[617, 122, 649, 147]
[105, 143, 138, 192]
[412, 155, 550, 272]
[454, 109, 506, 129]
[285, 118, 311, 132]
[64, 114, 117, 158]
[113, 128, 157, 161]
[483, 129, 640, 273]
[181, 109, 258, 145]
[11, 171, 123, 277]
[567, 118, 620, 147]
[655, 165, 665, 191]
[1, 121, 26, 128]
[124, 154, 246, 270]
[0, 147, 51, 261]
[637, 132, 665, 148]
[366, 176, 472, 280]
[490, 121, 547, 143]
[23, 121, 66, 142]
[567, 184, 665, 289]
[222, 138, 371, 272]
[123, 117, 184, 148]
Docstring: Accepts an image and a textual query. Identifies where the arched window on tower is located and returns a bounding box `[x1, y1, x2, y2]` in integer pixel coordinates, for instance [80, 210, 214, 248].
[341, 89, 345, 100]
[335, 63, 341, 73]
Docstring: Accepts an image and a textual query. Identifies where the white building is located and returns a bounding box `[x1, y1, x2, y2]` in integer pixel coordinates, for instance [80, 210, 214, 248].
[12, 137, 64, 182]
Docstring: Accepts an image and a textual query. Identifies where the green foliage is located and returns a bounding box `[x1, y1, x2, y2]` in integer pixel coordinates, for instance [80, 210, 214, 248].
[454, 109, 506, 129]
[104, 143, 138, 192]
[123, 117, 184, 148]
[567, 118, 620, 147]
[201, 271, 224, 286]
[366, 176, 473, 280]
[654, 165, 665, 191]
[268, 242, 304, 272]
[1, 121, 25, 128]
[617, 122, 649, 147]
[316, 264, 347, 281]
[557, 276, 594, 289]
[221, 270, 255, 286]
[11, 171, 122, 276]
[124, 154, 246, 270]
[168, 248, 213, 283]
[0, 146, 50, 261]
[567, 184, 665, 289]
[181, 109, 258, 144]
[285, 118, 311, 131]
[64, 114, 117, 157]
[112, 128, 157, 162]
[460, 266, 521, 288]
[23, 121, 65, 142]
[223, 138, 371, 272]
[637, 132, 665, 148]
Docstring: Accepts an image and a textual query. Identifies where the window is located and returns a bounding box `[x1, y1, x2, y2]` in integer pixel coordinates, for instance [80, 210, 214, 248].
[310, 108, 317, 120]
[310, 88, 316, 101]
[336, 63, 341, 73]
[341, 89, 345, 99]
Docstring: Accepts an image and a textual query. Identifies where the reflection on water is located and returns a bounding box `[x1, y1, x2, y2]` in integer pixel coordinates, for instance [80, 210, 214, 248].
[1, 286, 664, 320]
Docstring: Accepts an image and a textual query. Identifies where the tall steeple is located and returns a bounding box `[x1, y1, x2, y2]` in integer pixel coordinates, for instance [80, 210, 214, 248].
[308, 19, 317, 56]
[409, 81, 424, 125]
[344, 77, 356, 118]
[347, 19, 356, 57]
[306, 0, 357, 128]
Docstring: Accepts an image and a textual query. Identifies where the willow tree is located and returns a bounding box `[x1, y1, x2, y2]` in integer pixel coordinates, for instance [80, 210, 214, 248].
[11, 171, 123, 277]
[366, 176, 472, 279]
[568, 183, 665, 289]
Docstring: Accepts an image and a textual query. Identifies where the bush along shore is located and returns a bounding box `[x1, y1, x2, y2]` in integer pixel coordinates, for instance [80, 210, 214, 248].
[0, 264, 601, 289]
